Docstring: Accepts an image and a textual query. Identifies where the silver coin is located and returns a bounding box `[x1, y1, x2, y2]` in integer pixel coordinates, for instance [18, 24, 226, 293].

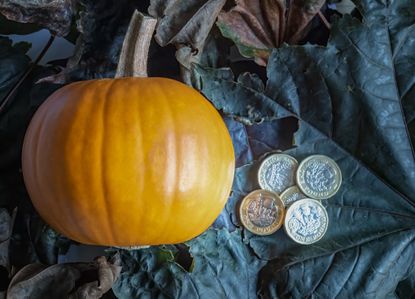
[284, 198, 328, 244]
[280, 186, 307, 206]
[258, 154, 298, 194]
[296, 155, 342, 200]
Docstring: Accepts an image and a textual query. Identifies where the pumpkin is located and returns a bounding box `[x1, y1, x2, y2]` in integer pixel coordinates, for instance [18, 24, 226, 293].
[22, 77, 235, 246]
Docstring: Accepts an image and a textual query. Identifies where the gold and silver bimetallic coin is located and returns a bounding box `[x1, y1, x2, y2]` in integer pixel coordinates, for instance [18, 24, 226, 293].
[280, 186, 307, 206]
[284, 198, 328, 244]
[296, 155, 342, 200]
[239, 189, 285, 236]
[258, 154, 298, 194]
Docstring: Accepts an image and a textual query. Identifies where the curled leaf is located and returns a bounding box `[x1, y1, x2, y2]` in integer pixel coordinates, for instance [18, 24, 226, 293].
[0, 0, 75, 36]
[217, 0, 326, 65]
[149, 0, 227, 83]
[150, 0, 225, 49]
[6, 256, 121, 299]
[217, 0, 285, 66]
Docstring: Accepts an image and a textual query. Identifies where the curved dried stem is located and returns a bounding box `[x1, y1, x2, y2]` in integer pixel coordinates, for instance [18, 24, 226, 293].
[115, 10, 157, 78]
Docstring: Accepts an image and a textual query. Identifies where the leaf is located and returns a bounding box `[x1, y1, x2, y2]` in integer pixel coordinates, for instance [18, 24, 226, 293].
[6, 256, 121, 299]
[149, 0, 225, 48]
[193, 65, 291, 124]
[285, 0, 328, 43]
[0, 37, 30, 105]
[112, 229, 266, 298]
[149, 0, 227, 83]
[0, 13, 41, 35]
[0, 209, 13, 295]
[223, 115, 298, 167]
[212, 114, 297, 231]
[396, 267, 415, 299]
[0, 0, 75, 36]
[0, 38, 60, 209]
[327, 0, 356, 15]
[216, 0, 326, 65]
[0, 37, 72, 269]
[193, 0, 415, 296]
[10, 211, 72, 267]
[38, 0, 140, 84]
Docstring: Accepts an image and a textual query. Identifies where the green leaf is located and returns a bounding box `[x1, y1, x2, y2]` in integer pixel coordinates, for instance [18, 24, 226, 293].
[113, 229, 266, 298]
[193, 0, 415, 296]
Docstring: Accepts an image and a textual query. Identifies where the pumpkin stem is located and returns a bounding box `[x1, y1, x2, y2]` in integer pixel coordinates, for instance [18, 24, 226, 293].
[115, 10, 157, 78]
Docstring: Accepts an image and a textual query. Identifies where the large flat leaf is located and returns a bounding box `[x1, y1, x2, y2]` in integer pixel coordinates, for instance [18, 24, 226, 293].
[193, 0, 415, 296]
[113, 229, 265, 298]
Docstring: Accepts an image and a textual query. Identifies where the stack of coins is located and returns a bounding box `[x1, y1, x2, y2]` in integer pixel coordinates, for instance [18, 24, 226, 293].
[238, 153, 342, 245]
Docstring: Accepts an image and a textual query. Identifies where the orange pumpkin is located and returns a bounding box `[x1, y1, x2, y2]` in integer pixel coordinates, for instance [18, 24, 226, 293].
[22, 77, 235, 246]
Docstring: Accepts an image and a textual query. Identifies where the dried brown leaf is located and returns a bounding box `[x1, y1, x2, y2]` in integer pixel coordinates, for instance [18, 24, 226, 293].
[149, 0, 226, 83]
[0, 0, 75, 36]
[6, 256, 121, 299]
[286, 0, 327, 43]
[217, 0, 285, 66]
[68, 255, 121, 299]
[217, 0, 326, 65]
[37, 0, 138, 84]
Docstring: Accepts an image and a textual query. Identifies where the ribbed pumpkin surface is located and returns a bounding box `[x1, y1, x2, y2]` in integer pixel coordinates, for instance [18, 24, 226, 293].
[22, 77, 235, 246]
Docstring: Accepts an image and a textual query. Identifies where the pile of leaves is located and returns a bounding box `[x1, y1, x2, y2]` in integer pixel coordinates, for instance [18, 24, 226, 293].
[0, 0, 414, 298]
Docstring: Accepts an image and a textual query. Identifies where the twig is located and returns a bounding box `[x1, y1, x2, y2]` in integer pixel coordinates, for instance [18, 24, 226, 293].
[317, 10, 331, 30]
[0, 34, 56, 114]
